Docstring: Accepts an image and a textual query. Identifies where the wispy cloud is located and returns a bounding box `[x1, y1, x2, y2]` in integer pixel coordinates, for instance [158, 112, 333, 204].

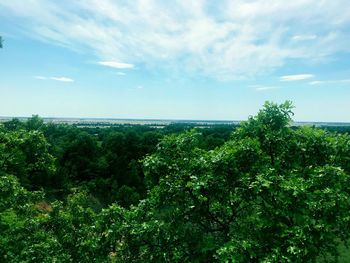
[116, 72, 126, 76]
[98, 61, 134, 69]
[250, 85, 279, 91]
[309, 80, 324, 85]
[137, 85, 144, 89]
[51, 77, 74, 82]
[34, 76, 48, 80]
[34, 75, 74, 82]
[292, 35, 317, 41]
[256, 86, 279, 91]
[280, 74, 314, 81]
[3, 1, 350, 79]
[309, 79, 350, 85]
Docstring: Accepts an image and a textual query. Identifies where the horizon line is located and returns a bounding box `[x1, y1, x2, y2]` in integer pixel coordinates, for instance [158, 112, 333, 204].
[1, 115, 350, 125]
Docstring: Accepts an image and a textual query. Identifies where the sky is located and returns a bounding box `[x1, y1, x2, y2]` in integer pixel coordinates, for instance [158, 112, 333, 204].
[1, 0, 350, 122]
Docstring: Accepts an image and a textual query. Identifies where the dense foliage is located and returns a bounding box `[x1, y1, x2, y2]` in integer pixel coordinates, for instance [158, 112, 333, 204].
[1, 102, 350, 262]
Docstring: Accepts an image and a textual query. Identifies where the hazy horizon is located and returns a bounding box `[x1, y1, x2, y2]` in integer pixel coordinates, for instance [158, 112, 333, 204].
[1, 115, 350, 125]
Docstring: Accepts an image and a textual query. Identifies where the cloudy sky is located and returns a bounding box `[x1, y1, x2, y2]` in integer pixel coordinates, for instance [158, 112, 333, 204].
[1, 0, 350, 121]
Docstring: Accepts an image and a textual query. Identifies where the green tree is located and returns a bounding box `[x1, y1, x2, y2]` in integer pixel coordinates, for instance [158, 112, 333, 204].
[2, 118, 24, 131]
[107, 101, 350, 262]
[25, 115, 45, 131]
[0, 175, 70, 262]
[0, 129, 56, 189]
[59, 132, 101, 182]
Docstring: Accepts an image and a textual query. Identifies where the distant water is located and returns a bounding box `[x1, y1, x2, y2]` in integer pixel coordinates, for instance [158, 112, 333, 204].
[1, 116, 350, 127]
[0, 116, 239, 126]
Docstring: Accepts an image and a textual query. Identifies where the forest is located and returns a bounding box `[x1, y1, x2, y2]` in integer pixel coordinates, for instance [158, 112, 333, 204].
[1, 101, 350, 262]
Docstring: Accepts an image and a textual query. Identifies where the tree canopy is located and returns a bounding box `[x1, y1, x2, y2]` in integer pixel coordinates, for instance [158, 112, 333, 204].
[1, 102, 350, 262]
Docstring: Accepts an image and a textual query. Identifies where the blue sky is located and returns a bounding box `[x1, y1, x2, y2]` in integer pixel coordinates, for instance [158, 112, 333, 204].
[1, 0, 350, 122]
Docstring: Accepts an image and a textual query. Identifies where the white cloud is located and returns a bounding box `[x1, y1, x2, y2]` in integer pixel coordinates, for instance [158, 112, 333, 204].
[51, 77, 74, 82]
[309, 80, 324, 85]
[116, 72, 126, 76]
[309, 79, 350, 85]
[98, 61, 134, 69]
[34, 76, 48, 80]
[137, 85, 144, 89]
[250, 85, 279, 91]
[292, 35, 317, 41]
[34, 75, 74, 82]
[2, 1, 350, 79]
[256, 86, 279, 91]
[280, 74, 314, 81]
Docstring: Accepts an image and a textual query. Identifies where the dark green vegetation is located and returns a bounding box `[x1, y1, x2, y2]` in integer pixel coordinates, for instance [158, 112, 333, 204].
[1, 102, 350, 262]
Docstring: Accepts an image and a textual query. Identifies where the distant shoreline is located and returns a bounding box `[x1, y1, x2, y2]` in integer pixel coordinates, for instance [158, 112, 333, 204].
[1, 116, 350, 127]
